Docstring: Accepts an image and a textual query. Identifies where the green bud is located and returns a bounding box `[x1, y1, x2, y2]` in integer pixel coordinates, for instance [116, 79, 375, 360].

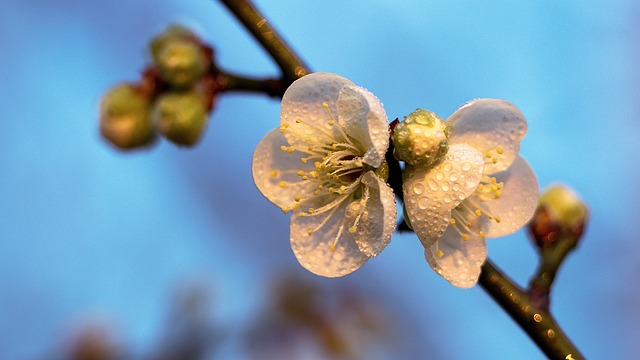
[152, 91, 208, 146]
[538, 185, 588, 232]
[393, 109, 449, 167]
[149, 25, 195, 61]
[530, 184, 588, 248]
[150, 26, 207, 88]
[99, 83, 155, 149]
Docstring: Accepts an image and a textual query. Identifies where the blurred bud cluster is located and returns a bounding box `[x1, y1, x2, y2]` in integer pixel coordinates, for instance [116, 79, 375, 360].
[245, 275, 391, 360]
[99, 25, 218, 150]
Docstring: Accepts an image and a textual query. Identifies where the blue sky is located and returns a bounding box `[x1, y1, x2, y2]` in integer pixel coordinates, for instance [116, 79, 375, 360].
[1, 1, 638, 358]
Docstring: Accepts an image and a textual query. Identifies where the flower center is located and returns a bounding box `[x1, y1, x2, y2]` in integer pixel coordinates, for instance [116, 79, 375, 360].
[435, 175, 504, 258]
[276, 102, 373, 252]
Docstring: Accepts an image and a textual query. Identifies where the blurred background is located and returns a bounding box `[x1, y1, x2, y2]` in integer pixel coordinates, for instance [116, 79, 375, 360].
[1, 0, 639, 358]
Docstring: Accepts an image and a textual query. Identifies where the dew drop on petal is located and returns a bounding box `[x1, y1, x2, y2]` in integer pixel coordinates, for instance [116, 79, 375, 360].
[418, 198, 428, 210]
[414, 182, 424, 195]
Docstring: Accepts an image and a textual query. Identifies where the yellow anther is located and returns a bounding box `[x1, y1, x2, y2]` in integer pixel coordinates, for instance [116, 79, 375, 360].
[281, 206, 291, 213]
[328, 120, 335, 126]
[308, 208, 315, 214]
[349, 226, 357, 233]
[302, 176, 308, 180]
[295, 118, 302, 123]
[494, 216, 501, 223]
[466, 221, 471, 227]
[294, 195, 301, 202]
[462, 234, 469, 241]
[332, 143, 338, 150]
[359, 199, 366, 207]
[307, 228, 313, 236]
[310, 171, 319, 179]
[270, 170, 278, 178]
[317, 185, 323, 190]
[314, 161, 322, 168]
[485, 151, 492, 158]
[287, 146, 295, 154]
[307, 146, 313, 151]
[479, 231, 486, 240]
[278, 181, 287, 188]
[496, 146, 504, 154]
[492, 158, 498, 164]
[297, 170, 304, 176]
[329, 244, 336, 252]
[436, 250, 444, 258]
[450, 218, 456, 224]
[475, 209, 482, 217]
[280, 145, 288, 152]
[301, 158, 308, 163]
[477, 184, 484, 191]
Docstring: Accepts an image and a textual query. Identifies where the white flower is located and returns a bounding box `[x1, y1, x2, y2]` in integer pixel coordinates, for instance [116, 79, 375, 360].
[252, 73, 397, 277]
[399, 99, 539, 288]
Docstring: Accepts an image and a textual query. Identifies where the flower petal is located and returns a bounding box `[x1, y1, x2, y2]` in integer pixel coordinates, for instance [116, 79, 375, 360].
[447, 99, 527, 174]
[280, 72, 355, 148]
[290, 199, 368, 277]
[479, 156, 539, 238]
[403, 143, 484, 247]
[425, 224, 487, 288]
[252, 128, 318, 209]
[337, 85, 389, 168]
[348, 171, 396, 257]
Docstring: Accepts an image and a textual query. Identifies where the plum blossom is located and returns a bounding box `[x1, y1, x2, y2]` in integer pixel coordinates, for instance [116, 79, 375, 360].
[397, 99, 539, 288]
[252, 73, 396, 277]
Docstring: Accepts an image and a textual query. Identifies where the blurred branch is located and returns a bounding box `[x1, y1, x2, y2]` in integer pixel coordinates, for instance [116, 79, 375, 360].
[479, 260, 583, 360]
[218, 0, 310, 84]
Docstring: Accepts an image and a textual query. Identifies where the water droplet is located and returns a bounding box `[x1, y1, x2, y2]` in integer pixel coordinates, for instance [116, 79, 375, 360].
[461, 162, 471, 171]
[449, 172, 459, 182]
[414, 183, 424, 195]
[441, 181, 450, 191]
[428, 179, 438, 191]
[436, 172, 444, 181]
[418, 198, 428, 210]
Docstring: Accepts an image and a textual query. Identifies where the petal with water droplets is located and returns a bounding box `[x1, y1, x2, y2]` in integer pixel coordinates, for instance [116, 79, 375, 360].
[403, 143, 484, 247]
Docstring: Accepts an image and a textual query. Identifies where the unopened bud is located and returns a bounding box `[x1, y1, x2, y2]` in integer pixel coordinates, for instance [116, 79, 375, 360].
[152, 91, 208, 146]
[393, 109, 449, 167]
[99, 83, 155, 149]
[150, 26, 207, 88]
[529, 184, 588, 248]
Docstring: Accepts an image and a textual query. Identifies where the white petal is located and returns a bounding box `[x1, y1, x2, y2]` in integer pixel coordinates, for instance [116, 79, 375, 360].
[252, 128, 318, 209]
[479, 156, 539, 238]
[290, 199, 368, 277]
[403, 143, 484, 247]
[280, 72, 354, 147]
[348, 171, 396, 257]
[425, 224, 487, 288]
[447, 99, 527, 174]
[337, 86, 389, 168]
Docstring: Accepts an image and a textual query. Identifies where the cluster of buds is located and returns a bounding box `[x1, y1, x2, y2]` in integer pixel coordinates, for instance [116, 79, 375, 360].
[99, 25, 217, 149]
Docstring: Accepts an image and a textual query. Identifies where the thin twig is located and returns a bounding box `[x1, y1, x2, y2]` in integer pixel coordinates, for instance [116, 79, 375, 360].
[218, 0, 310, 83]
[479, 260, 583, 360]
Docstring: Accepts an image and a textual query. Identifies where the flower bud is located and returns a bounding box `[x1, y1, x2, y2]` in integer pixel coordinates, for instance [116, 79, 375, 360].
[529, 184, 588, 248]
[393, 109, 449, 167]
[150, 26, 207, 88]
[152, 91, 208, 146]
[99, 83, 155, 149]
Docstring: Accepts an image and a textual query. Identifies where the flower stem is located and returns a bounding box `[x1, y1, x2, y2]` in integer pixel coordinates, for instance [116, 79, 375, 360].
[479, 260, 583, 360]
[218, 0, 310, 83]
